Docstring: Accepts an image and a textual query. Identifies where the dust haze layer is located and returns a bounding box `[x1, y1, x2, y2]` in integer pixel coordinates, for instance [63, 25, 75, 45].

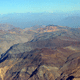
[0, 11, 80, 28]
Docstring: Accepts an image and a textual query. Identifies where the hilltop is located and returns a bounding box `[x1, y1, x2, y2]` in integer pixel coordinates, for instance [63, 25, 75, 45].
[0, 23, 15, 30]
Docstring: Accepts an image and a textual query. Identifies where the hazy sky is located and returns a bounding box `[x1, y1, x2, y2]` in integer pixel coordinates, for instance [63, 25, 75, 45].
[0, 0, 80, 14]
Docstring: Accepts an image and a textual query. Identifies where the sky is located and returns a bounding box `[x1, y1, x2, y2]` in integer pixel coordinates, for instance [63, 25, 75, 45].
[0, 0, 80, 14]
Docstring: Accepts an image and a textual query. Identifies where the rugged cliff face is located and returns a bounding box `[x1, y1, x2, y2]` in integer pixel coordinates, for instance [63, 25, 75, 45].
[0, 25, 80, 80]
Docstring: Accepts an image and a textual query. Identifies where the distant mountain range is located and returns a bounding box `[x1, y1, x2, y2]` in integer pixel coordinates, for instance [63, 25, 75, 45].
[57, 16, 80, 28]
[0, 12, 80, 28]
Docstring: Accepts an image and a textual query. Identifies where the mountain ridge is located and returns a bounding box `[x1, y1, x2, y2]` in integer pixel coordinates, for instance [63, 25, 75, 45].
[0, 24, 80, 80]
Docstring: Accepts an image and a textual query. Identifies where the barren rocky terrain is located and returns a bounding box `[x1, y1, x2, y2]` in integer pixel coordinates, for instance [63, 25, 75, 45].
[0, 24, 80, 80]
[0, 24, 36, 54]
